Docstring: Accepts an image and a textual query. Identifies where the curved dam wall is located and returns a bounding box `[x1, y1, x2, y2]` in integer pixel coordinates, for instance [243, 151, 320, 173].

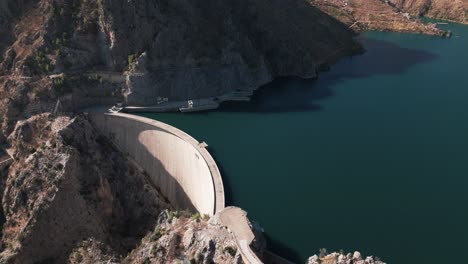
[89, 113, 225, 216]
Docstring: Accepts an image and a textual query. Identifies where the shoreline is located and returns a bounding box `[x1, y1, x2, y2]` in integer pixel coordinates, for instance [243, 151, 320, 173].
[116, 45, 365, 114]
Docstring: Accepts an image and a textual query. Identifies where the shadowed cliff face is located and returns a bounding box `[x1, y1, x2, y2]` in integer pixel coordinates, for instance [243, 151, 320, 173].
[97, 0, 361, 72]
[0, 0, 362, 124]
[90, 0, 363, 104]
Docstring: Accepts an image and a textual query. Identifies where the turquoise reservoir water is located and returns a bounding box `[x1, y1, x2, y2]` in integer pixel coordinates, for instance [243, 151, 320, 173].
[140, 22, 468, 263]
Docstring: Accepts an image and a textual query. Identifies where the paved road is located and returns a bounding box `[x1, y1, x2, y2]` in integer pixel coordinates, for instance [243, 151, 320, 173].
[219, 207, 263, 264]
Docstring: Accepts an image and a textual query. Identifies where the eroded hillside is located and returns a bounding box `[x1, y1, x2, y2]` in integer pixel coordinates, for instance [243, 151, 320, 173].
[0, 114, 171, 263]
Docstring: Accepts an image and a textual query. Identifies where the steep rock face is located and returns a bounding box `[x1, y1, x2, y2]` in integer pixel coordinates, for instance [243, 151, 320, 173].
[97, 0, 363, 105]
[387, 0, 468, 23]
[0, 114, 171, 263]
[0, 0, 362, 112]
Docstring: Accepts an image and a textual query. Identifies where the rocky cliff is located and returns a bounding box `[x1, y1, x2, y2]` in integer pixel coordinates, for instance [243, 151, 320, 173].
[99, 0, 363, 106]
[0, 0, 364, 138]
[0, 114, 172, 263]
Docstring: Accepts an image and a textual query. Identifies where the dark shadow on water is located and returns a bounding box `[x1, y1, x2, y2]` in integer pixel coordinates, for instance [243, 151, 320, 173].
[209, 147, 302, 264]
[214, 37, 438, 114]
[264, 233, 302, 264]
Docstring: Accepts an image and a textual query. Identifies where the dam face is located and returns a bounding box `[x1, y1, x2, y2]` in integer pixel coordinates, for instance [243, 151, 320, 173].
[90, 113, 224, 216]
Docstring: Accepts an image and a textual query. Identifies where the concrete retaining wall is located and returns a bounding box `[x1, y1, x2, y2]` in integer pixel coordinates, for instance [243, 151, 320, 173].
[90, 113, 224, 216]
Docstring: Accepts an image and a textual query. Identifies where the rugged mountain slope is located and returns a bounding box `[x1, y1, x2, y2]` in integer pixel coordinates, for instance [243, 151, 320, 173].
[100, 0, 363, 105]
[0, 114, 171, 263]
[388, 0, 468, 23]
[122, 210, 265, 264]
[309, 0, 453, 35]
[0, 0, 363, 139]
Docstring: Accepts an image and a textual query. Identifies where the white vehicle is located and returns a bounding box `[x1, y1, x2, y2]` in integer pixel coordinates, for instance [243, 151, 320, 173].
[109, 106, 123, 113]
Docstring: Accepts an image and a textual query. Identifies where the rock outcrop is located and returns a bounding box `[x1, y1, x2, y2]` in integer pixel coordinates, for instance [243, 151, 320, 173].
[123, 209, 265, 264]
[307, 250, 386, 264]
[0, 114, 171, 263]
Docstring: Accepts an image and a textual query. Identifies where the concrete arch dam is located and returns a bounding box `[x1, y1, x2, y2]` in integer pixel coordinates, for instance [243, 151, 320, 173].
[90, 113, 225, 216]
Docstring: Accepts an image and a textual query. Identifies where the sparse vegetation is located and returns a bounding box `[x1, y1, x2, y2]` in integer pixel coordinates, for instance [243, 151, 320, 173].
[223, 246, 237, 257]
[5, 242, 14, 251]
[87, 74, 103, 84]
[52, 74, 70, 96]
[197, 252, 204, 262]
[150, 227, 165, 242]
[151, 244, 166, 258]
[32, 51, 53, 73]
[191, 212, 201, 222]
[168, 211, 175, 223]
[72, 251, 83, 262]
[201, 214, 209, 221]
[128, 54, 137, 66]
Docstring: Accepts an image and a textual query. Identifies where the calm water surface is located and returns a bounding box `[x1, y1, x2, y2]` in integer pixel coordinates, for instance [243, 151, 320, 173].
[140, 22, 468, 263]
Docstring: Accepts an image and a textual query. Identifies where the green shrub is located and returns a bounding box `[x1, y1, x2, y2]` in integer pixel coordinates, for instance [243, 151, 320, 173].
[223, 246, 237, 257]
[150, 227, 165, 242]
[33, 51, 52, 73]
[128, 54, 137, 66]
[168, 211, 175, 223]
[191, 212, 201, 222]
[53, 74, 69, 95]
